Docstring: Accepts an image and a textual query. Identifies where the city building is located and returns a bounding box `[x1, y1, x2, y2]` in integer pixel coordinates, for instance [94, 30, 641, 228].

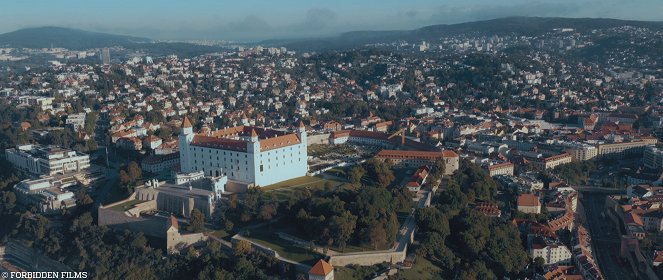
[644, 146, 663, 169]
[643, 211, 663, 232]
[374, 150, 459, 175]
[534, 153, 572, 170]
[179, 116, 308, 187]
[529, 236, 573, 265]
[101, 48, 110, 65]
[485, 162, 514, 177]
[141, 152, 180, 174]
[65, 113, 86, 131]
[135, 177, 226, 218]
[309, 259, 334, 280]
[13, 178, 77, 213]
[596, 140, 653, 159]
[474, 202, 501, 218]
[6, 144, 90, 176]
[564, 143, 598, 161]
[166, 215, 207, 252]
[518, 193, 542, 214]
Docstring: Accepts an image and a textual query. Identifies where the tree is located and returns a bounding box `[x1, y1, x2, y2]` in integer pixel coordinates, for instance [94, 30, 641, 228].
[416, 207, 450, 237]
[34, 215, 49, 240]
[368, 226, 387, 250]
[418, 232, 458, 272]
[234, 239, 252, 256]
[259, 204, 277, 221]
[484, 222, 529, 275]
[75, 188, 94, 206]
[0, 191, 16, 214]
[348, 166, 366, 185]
[119, 170, 131, 185]
[459, 261, 496, 280]
[329, 211, 357, 251]
[533, 257, 545, 273]
[431, 158, 446, 183]
[188, 209, 205, 233]
[127, 161, 142, 182]
[364, 159, 395, 187]
[157, 126, 173, 140]
[452, 210, 490, 257]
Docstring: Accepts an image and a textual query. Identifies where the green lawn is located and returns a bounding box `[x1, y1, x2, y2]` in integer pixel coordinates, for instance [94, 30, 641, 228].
[209, 229, 229, 239]
[262, 176, 326, 190]
[334, 265, 380, 280]
[262, 176, 345, 201]
[109, 199, 142, 211]
[397, 257, 442, 279]
[243, 226, 323, 265]
[330, 243, 380, 253]
[325, 167, 348, 177]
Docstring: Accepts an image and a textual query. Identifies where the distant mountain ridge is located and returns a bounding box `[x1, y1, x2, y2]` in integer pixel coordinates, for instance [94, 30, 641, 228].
[0, 27, 151, 49]
[3, 17, 663, 52]
[267, 17, 663, 51]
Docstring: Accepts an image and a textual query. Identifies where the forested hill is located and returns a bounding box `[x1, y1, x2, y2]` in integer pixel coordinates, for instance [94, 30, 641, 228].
[269, 17, 663, 51]
[0, 27, 151, 49]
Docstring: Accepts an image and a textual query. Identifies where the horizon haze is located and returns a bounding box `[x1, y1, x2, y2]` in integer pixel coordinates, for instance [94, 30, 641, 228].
[1, 0, 663, 41]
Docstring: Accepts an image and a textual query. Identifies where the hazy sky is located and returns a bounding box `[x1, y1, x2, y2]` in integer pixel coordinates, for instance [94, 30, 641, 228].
[1, 0, 662, 41]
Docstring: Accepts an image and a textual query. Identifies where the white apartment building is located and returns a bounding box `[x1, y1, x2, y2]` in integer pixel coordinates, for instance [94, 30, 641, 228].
[644, 146, 663, 169]
[564, 143, 598, 161]
[6, 144, 90, 176]
[66, 113, 86, 131]
[530, 236, 573, 265]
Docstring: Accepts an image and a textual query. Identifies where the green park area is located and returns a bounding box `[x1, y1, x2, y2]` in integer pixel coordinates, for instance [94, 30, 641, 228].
[242, 224, 324, 266]
[109, 199, 142, 211]
[335, 258, 441, 280]
[308, 144, 358, 158]
[261, 176, 345, 201]
[396, 258, 442, 279]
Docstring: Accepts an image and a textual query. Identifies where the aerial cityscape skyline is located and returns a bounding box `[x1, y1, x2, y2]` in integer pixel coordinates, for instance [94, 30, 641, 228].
[1, 1, 663, 278]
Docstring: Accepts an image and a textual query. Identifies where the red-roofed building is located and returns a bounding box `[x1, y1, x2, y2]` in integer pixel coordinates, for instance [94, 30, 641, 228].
[375, 149, 459, 175]
[309, 259, 334, 280]
[179, 117, 308, 187]
[485, 162, 514, 177]
[475, 202, 501, 218]
[518, 194, 541, 214]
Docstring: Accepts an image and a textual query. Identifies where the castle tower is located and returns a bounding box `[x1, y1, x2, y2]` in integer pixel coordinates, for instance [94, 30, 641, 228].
[247, 128, 261, 185]
[249, 128, 259, 143]
[179, 116, 195, 172]
[298, 121, 308, 174]
[297, 121, 308, 147]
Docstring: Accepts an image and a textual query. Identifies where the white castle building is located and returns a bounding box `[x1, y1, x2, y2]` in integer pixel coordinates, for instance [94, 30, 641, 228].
[178, 116, 308, 187]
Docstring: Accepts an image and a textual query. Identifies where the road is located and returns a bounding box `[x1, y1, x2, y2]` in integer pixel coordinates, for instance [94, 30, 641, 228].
[89, 146, 124, 205]
[582, 194, 635, 280]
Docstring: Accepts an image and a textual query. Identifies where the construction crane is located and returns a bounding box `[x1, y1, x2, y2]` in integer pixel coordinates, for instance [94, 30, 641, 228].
[388, 128, 406, 145]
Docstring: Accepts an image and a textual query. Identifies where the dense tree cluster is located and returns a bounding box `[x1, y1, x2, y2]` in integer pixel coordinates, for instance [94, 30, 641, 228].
[224, 188, 280, 225]
[119, 161, 142, 194]
[414, 161, 528, 279]
[15, 211, 297, 280]
[450, 160, 499, 202]
[551, 161, 596, 185]
[278, 185, 412, 251]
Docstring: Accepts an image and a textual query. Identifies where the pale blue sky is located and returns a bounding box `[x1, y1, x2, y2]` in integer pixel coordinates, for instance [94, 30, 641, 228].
[1, 0, 662, 41]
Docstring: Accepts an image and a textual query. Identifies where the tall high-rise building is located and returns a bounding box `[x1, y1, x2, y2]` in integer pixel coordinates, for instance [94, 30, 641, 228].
[101, 48, 110, 65]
